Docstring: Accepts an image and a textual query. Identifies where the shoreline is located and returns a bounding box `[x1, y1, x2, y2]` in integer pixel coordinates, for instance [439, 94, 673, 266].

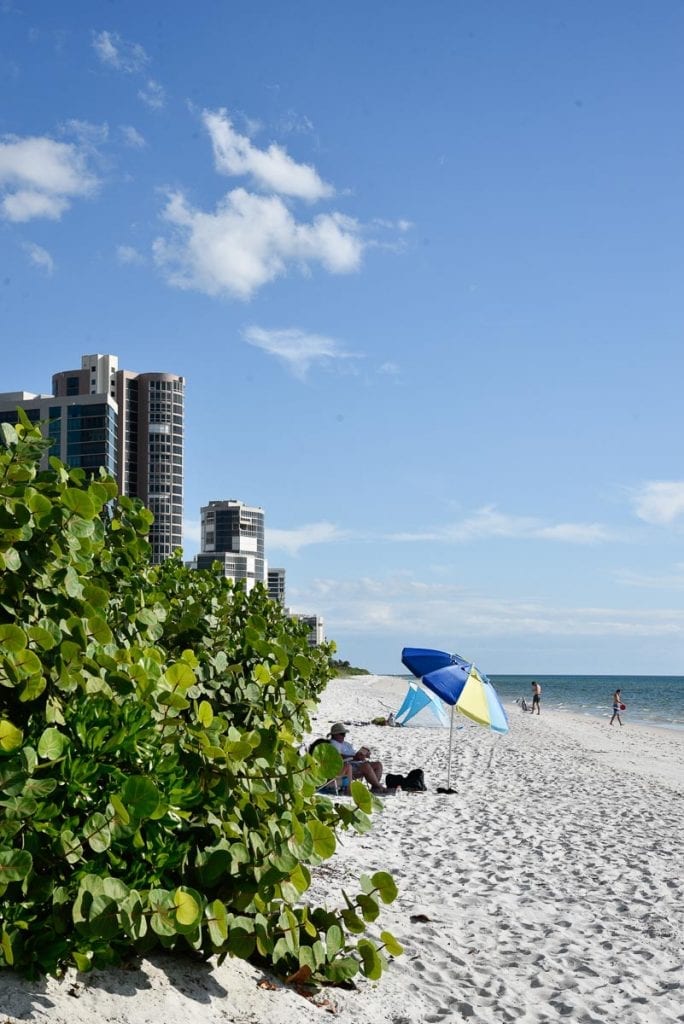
[376, 672, 684, 733]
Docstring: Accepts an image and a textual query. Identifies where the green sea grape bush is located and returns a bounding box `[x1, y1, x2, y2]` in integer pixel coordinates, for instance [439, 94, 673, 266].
[0, 414, 402, 982]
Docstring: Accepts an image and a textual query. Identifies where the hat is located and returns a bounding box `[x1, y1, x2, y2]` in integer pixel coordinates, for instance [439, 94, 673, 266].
[329, 722, 347, 736]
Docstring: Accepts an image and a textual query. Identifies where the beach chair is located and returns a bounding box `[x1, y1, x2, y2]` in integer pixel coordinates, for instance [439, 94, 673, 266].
[317, 776, 350, 796]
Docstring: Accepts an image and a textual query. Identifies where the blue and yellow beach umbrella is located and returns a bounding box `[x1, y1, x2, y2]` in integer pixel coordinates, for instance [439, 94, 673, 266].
[401, 647, 509, 790]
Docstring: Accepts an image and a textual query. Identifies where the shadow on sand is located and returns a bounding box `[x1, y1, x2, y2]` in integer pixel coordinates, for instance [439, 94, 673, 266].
[0, 952, 233, 1021]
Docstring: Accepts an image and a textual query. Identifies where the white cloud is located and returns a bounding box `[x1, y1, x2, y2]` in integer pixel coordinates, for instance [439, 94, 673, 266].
[203, 109, 333, 200]
[22, 241, 54, 274]
[277, 110, 315, 136]
[0, 134, 98, 221]
[153, 187, 364, 300]
[60, 119, 109, 148]
[389, 506, 614, 545]
[299, 574, 684, 640]
[266, 521, 350, 555]
[616, 563, 684, 589]
[261, 506, 615, 557]
[243, 326, 357, 379]
[120, 125, 146, 149]
[3, 190, 68, 221]
[92, 30, 148, 73]
[116, 245, 144, 265]
[378, 361, 400, 376]
[631, 481, 684, 525]
[138, 79, 165, 110]
[535, 523, 613, 543]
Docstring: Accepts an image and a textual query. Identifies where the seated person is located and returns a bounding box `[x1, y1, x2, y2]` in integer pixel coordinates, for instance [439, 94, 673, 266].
[328, 723, 386, 793]
[308, 737, 352, 794]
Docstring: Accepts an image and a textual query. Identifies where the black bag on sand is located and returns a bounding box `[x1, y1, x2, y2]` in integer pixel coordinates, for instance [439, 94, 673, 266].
[404, 768, 427, 791]
[386, 769, 427, 792]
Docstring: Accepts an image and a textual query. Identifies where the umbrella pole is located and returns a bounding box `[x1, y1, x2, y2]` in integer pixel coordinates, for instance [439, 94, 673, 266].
[446, 705, 455, 790]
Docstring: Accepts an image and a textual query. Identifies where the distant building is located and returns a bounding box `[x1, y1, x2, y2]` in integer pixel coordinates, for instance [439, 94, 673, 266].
[268, 567, 286, 606]
[290, 612, 325, 648]
[191, 499, 266, 592]
[0, 353, 185, 564]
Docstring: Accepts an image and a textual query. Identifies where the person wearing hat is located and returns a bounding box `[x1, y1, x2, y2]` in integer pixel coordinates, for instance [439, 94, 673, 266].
[328, 723, 386, 793]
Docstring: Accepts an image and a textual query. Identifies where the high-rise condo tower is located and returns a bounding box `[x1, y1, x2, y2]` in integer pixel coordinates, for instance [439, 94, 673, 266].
[0, 353, 185, 564]
[193, 500, 266, 592]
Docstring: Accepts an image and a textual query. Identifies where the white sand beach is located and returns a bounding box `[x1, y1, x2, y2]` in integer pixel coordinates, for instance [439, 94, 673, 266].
[2, 674, 682, 1024]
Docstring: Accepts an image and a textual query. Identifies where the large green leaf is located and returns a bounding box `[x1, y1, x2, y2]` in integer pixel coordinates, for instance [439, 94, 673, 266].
[1, 547, 21, 572]
[83, 813, 111, 853]
[0, 422, 18, 446]
[163, 662, 196, 690]
[0, 720, 23, 753]
[27, 626, 58, 651]
[121, 776, 160, 820]
[173, 887, 202, 930]
[326, 923, 344, 957]
[372, 871, 399, 904]
[351, 780, 372, 812]
[357, 938, 383, 980]
[206, 899, 228, 946]
[12, 648, 43, 676]
[307, 820, 336, 860]
[380, 930, 404, 956]
[63, 488, 97, 519]
[325, 956, 359, 983]
[0, 849, 32, 882]
[0, 625, 27, 652]
[37, 728, 68, 760]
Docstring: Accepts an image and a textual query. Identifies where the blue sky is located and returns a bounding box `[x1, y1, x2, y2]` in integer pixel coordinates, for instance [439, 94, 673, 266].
[2, 1, 684, 675]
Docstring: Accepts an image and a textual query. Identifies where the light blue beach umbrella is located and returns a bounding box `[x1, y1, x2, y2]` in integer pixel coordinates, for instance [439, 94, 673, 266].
[394, 681, 450, 727]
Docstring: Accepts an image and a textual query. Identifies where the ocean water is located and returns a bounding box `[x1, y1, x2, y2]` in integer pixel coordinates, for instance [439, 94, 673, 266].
[397, 674, 684, 731]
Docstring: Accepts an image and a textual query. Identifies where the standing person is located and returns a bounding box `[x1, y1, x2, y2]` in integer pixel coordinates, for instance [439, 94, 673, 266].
[531, 680, 542, 715]
[328, 723, 386, 793]
[610, 688, 624, 727]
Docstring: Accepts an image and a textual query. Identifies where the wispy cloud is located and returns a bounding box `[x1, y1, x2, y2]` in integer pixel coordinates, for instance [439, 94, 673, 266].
[616, 562, 684, 590]
[243, 326, 358, 379]
[389, 506, 615, 545]
[138, 79, 165, 110]
[120, 125, 146, 149]
[296, 574, 684, 640]
[22, 241, 54, 274]
[631, 481, 684, 525]
[92, 31, 164, 110]
[266, 521, 351, 555]
[116, 244, 145, 265]
[92, 30, 148, 73]
[276, 110, 315, 136]
[60, 119, 109, 149]
[0, 134, 98, 221]
[153, 188, 364, 300]
[266, 506, 616, 555]
[203, 108, 332, 200]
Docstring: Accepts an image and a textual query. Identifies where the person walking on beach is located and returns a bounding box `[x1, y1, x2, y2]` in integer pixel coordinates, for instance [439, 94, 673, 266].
[610, 688, 624, 727]
[531, 680, 542, 715]
[328, 723, 386, 793]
